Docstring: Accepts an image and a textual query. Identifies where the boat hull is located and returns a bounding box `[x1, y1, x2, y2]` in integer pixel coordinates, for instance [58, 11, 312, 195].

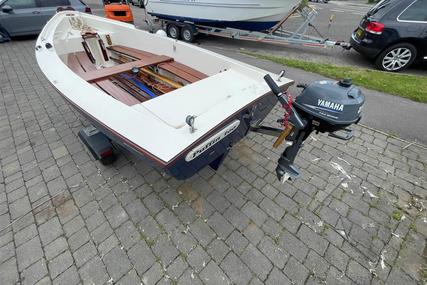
[167, 92, 277, 179]
[150, 13, 280, 31]
[146, 0, 301, 31]
[64, 87, 278, 180]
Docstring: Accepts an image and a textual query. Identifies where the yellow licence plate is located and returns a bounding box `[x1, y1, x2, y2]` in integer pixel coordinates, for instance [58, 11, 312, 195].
[355, 28, 364, 39]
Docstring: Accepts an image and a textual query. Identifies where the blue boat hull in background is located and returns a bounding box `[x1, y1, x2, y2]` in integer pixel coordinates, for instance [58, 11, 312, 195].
[150, 13, 279, 31]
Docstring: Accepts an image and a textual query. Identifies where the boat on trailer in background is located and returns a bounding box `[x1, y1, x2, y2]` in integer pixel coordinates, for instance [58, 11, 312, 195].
[144, 0, 302, 32]
[35, 12, 364, 182]
[144, 0, 351, 49]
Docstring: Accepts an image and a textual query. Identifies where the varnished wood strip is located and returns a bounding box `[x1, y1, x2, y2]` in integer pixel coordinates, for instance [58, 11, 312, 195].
[75, 52, 97, 71]
[107, 45, 155, 59]
[167, 61, 208, 80]
[74, 52, 141, 106]
[157, 63, 200, 83]
[67, 54, 85, 76]
[82, 56, 173, 82]
[109, 45, 208, 81]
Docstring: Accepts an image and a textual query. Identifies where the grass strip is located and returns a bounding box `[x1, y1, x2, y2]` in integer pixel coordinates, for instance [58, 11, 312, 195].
[243, 52, 427, 103]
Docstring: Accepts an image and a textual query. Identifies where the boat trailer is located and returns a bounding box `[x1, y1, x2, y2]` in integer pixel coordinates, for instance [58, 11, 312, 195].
[154, 5, 351, 49]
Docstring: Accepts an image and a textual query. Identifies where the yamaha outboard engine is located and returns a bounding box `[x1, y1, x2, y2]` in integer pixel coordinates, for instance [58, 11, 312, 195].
[263, 75, 365, 182]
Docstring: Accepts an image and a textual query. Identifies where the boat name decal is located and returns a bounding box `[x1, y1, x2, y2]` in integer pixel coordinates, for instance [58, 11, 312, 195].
[185, 120, 240, 162]
[317, 99, 344, 112]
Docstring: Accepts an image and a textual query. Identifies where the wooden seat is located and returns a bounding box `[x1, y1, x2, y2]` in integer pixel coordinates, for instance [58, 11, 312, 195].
[67, 53, 141, 106]
[107, 45, 208, 83]
[82, 55, 173, 82]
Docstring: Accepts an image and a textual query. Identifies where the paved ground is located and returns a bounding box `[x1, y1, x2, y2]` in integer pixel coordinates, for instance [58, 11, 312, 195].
[1, 40, 427, 285]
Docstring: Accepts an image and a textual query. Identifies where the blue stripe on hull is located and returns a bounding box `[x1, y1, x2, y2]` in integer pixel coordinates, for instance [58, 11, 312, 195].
[150, 13, 278, 31]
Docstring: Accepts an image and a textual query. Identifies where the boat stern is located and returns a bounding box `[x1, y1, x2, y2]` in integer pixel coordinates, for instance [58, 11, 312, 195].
[166, 91, 278, 180]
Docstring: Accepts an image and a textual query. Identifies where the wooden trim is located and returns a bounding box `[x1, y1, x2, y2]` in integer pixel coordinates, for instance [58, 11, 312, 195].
[107, 45, 154, 59]
[69, 52, 141, 106]
[67, 54, 85, 76]
[75, 52, 96, 71]
[108, 45, 208, 82]
[167, 61, 208, 80]
[158, 63, 201, 84]
[82, 56, 173, 82]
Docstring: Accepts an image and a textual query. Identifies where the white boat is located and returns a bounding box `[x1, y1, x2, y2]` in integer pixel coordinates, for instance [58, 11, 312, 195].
[35, 11, 293, 179]
[144, 0, 302, 31]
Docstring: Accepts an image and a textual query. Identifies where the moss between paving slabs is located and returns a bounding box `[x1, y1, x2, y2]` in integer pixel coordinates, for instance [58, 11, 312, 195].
[392, 210, 403, 221]
[243, 52, 427, 103]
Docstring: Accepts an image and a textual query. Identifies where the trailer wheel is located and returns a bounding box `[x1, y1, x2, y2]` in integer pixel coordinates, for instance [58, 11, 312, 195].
[181, 25, 195, 43]
[167, 24, 180, 40]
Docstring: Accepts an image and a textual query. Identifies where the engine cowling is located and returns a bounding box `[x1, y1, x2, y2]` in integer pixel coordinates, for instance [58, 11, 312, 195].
[293, 79, 364, 133]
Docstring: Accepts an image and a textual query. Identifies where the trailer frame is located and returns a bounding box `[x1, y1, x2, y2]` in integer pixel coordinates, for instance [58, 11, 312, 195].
[153, 5, 351, 49]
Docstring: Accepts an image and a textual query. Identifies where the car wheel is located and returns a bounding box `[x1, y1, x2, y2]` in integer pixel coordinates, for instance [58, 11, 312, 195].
[0, 29, 10, 43]
[166, 23, 180, 40]
[375, 43, 417, 72]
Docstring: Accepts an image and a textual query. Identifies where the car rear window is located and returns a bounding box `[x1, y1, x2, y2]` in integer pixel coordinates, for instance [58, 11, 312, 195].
[38, 0, 71, 7]
[399, 0, 427, 22]
[367, 0, 397, 17]
[6, 0, 37, 9]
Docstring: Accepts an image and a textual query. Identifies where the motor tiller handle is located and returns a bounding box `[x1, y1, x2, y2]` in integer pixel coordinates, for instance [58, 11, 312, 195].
[264, 74, 282, 96]
[263, 74, 306, 129]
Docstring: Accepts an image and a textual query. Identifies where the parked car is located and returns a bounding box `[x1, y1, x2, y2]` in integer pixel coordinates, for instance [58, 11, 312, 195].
[309, 0, 329, 3]
[130, 0, 144, 8]
[0, 0, 92, 38]
[350, 0, 427, 72]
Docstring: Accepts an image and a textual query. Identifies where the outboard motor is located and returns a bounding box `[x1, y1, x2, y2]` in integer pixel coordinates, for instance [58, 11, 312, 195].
[263, 75, 365, 182]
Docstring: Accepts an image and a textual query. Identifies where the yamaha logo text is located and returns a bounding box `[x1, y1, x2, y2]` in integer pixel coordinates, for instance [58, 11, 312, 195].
[318, 99, 344, 112]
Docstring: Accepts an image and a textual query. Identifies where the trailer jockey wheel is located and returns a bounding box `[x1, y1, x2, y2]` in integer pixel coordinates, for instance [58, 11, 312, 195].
[181, 25, 195, 43]
[167, 23, 180, 40]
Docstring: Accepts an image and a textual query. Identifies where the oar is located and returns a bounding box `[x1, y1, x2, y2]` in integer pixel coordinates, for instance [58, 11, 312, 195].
[114, 55, 183, 89]
[120, 74, 157, 98]
[141, 67, 183, 89]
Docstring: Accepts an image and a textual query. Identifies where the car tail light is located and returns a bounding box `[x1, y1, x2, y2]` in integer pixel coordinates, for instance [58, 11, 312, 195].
[85, 6, 92, 14]
[366, 21, 384, 35]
